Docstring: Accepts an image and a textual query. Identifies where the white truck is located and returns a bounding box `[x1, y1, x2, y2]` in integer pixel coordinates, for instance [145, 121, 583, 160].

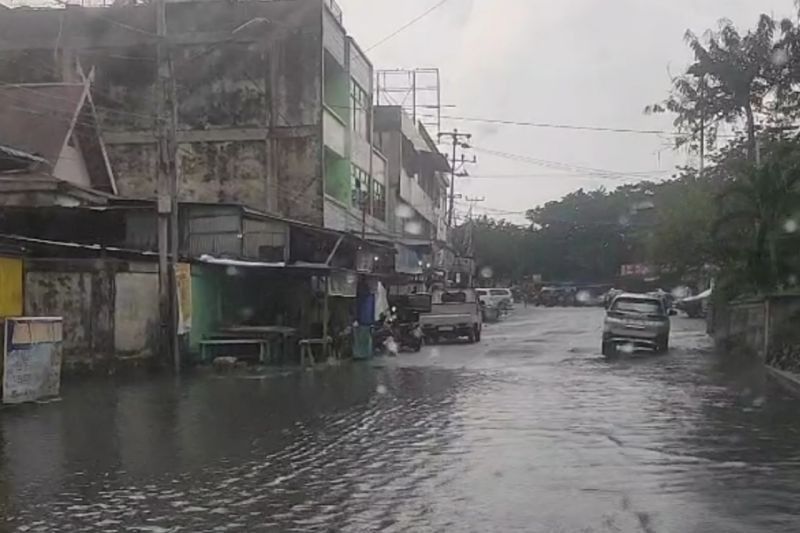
[420, 289, 483, 344]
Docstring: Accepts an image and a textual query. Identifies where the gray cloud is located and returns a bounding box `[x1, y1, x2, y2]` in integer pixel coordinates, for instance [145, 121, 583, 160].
[340, 0, 794, 222]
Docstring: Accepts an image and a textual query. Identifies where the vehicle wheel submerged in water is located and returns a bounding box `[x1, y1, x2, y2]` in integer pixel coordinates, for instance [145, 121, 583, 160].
[601, 293, 671, 359]
[656, 335, 669, 354]
[601, 340, 618, 358]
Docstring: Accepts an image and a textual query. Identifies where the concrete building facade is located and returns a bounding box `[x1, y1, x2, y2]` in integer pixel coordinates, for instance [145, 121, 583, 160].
[0, 0, 386, 235]
[374, 105, 451, 270]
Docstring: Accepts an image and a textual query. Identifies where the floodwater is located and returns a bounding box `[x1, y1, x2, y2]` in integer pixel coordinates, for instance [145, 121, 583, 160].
[2, 308, 800, 532]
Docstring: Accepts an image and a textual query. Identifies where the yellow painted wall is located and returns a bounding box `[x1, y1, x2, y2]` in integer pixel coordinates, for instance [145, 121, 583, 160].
[0, 257, 23, 318]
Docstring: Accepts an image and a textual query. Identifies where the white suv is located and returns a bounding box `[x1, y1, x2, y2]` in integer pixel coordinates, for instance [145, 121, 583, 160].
[477, 288, 514, 310]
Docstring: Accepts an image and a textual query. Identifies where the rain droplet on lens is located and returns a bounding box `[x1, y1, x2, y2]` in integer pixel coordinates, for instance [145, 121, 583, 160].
[404, 221, 423, 235]
[784, 219, 798, 234]
[226, 266, 239, 276]
[480, 266, 494, 279]
[671, 286, 691, 299]
[618, 343, 635, 354]
[772, 47, 789, 66]
[752, 396, 766, 408]
[376, 384, 388, 395]
[395, 204, 414, 219]
[576, 290, 591, 303]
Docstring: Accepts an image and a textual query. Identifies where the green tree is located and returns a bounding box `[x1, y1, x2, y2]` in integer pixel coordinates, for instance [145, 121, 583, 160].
[713, 141, 800, 292]
[647, 170, 718, 279]
[471, 216, 531, 283]
[648, 15, 780, 161]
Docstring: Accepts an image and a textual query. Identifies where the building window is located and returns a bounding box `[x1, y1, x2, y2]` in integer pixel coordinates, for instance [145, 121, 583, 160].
[350, 81, 369, 138]
[371, 180, 386, 220]
[351, 164, 370, 210]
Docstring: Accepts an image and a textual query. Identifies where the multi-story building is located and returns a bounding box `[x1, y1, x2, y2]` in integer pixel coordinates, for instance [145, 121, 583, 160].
[374, 105, 452, 271]
[0, 0, 386, 236]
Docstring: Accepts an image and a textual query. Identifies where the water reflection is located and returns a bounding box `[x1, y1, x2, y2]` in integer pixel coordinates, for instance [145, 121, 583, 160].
[1, 367, 463, 531]
[0, 311, 799, 532]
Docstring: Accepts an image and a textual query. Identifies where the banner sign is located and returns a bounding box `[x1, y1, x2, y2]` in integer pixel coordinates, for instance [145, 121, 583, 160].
[329, 271, 358, 298]
[355, 250, 374, 273]
[2, 317, 63, 404]
[176, 263, 192, 334]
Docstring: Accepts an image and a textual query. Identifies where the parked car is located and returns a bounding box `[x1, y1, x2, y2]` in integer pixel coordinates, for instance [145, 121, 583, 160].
[480, 300, 502, 322]
[602, 293, 672, 357]
[475, 289, 514, 311]
[491, 288, 515, 310]
[477, 288, 513, 310]
[675, 288, 712, 318]
[421, 289, 483, 344]
[476, 288, 490, 306]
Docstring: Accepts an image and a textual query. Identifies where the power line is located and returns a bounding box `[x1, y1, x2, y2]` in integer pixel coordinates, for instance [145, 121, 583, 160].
[440, 114, 740, 138]
[366, 0, 453, 52]
[471, 146, 671, 181]
[442, 114, 686, 137]
[439, 128, 475, 227]
[463, 171, 672, 181]
[0, 82, 162, 125]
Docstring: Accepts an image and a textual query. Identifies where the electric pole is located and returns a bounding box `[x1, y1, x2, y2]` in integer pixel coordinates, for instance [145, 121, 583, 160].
[464, 196, 485, 257]
[438, 129, 475, 227]
[699, 75, 706, 178]
[156, 0, 181, 373]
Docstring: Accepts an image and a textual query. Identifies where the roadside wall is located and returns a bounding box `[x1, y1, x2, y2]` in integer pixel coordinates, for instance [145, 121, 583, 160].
[715, 293, 800, 372]
[23, 258, 158, 371]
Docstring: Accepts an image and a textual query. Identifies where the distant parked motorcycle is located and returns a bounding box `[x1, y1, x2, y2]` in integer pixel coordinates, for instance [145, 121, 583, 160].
[392, 320, 423, 352]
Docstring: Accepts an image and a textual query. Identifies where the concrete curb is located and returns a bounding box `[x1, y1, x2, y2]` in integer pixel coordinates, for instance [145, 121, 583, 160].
[766, 365, 800, 397]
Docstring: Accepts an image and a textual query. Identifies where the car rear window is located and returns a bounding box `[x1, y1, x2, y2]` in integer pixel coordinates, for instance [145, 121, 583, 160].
[477, 290, 488, 296]
[490, 289, 509, 296]
[441, 292, 467, 303]
[612, 298, 663, 315]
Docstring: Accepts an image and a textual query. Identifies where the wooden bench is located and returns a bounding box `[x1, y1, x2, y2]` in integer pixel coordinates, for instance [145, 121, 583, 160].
[200, 339, 271, 364]
[298, 337, 334, 367]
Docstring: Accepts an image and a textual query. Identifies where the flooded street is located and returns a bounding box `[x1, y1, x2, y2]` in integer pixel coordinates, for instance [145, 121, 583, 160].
[2, 307, 800, 532]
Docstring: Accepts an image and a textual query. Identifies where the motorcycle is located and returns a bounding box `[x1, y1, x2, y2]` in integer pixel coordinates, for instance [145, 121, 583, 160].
[372, 307, 424, 355]
[372, 316, 397, 356]
[391, 320, 423, 352]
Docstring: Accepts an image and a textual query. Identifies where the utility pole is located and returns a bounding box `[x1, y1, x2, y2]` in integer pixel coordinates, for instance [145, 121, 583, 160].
[438, 129, 475, 227]
[464, 196, 485, 257]
[698, 75, 705, 178]
[156, 0, 180, 373]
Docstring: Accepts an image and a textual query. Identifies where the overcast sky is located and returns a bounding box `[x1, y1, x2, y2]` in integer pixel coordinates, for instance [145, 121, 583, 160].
[338, 0, 796, 222]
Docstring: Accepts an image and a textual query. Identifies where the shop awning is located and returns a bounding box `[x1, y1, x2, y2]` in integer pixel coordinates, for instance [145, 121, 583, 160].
[198, 254, 331, 271]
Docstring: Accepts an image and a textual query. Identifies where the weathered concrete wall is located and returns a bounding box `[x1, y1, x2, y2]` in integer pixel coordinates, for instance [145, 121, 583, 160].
[0, 0, 325, 222]
[23, 259, 159, 369]
[765, 295, 800, 372]
[180, 141, 268, 206]
[24, 261, 115, 366]
[114, 269, 158, 357]
[715, 294, 800, 370]
[105, 144, 158, 198]
[278, 135, 323, 225]
[376, 129, 404, 235]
